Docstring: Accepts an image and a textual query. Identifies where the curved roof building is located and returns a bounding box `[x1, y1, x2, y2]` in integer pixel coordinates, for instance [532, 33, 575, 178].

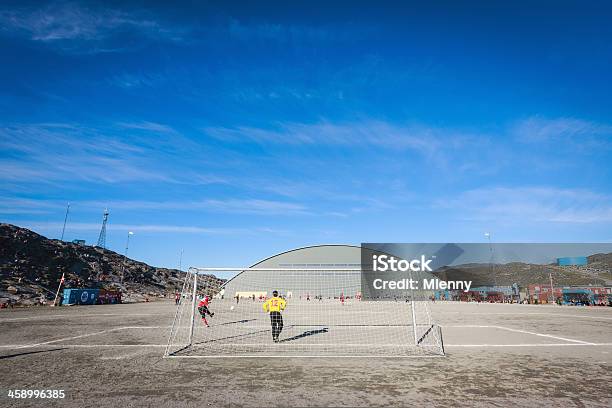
[220, 244, 362, 299]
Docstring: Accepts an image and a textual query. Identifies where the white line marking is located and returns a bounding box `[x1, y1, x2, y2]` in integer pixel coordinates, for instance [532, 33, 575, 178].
[0, 313, 158, 323]
[445, 343, 612, 347]
[440, 324, 597, 345]
[191, 344, 429, 347]
[490, 325, 595, 345]
[2, 343, 612, 349]
[166, 355, 447, 359]
[1, 343, 611, 353]
[12, 325, 171, 349]
[1, 344, 168, 348]
[439, 311, 612, 320]
[15, 328, 123, 349]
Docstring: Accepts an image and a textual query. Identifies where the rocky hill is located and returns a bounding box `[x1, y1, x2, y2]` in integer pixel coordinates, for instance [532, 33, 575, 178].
[0, 223, 225, 306]
[434, 259, 612, 287]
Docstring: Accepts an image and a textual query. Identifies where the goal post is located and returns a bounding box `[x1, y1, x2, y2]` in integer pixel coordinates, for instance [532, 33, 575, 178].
[188, 268, 198, 346]
[164, 267, 444, 358]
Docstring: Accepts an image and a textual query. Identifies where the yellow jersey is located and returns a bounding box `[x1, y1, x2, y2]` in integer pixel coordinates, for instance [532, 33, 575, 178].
[263, 296, 286, 313]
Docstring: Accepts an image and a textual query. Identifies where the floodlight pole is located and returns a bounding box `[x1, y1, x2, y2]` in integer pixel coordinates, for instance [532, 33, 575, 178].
[485, 232, 498, 293]
[60, 203, 70, 241]
[188, 269, 198, 346]
[549, 273, 555, 305]
[120, 232, 134, 284]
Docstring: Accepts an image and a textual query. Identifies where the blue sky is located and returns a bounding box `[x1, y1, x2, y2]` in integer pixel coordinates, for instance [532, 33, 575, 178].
[1, 1, 612, 269]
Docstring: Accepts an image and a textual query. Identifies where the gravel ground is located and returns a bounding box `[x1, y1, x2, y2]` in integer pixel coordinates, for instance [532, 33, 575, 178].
[1, 301, 610, 407]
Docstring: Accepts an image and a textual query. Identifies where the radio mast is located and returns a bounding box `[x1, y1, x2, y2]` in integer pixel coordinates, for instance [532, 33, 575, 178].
[96, 209, 109, 249]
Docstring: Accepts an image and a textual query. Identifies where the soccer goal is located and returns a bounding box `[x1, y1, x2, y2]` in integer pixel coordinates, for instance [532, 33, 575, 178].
[164, 267, 444, 358]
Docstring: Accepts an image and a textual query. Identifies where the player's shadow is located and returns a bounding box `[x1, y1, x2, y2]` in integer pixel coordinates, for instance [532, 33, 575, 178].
[279, 328, 328, 343]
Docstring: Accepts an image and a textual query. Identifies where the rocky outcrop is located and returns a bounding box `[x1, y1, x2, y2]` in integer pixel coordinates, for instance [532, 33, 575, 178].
[433, 261, 611, 287]
[0, 223, 224, 306]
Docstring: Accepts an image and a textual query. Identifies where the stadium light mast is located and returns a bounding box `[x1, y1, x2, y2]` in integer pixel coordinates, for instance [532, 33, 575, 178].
[60, 202, 70, 241]
[121, 231, 134, 284]
[549, 272, 555, 305]
[485, 232, 498, 290]
[125, 231, 134, 257]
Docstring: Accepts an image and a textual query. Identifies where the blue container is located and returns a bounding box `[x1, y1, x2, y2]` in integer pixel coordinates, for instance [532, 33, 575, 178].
[62, 288, 100, 305]
[557, 256, 588, 266]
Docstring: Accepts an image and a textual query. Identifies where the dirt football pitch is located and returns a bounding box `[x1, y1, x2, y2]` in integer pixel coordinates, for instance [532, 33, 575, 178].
[1, 300, 611, 407]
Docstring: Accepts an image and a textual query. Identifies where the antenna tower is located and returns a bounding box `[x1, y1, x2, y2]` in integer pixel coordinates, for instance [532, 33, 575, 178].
[96, 209, 109, 249]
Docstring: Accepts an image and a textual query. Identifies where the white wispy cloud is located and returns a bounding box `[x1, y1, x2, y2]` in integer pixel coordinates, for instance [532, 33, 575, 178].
[203, 199, 309, 215]
[77, 198, 310, 216]
[107, 72, 167, 89]
[0, 197, 67, 215]
[202, 120, 500, 181]
[512, 116, 612, 149]
[226, 19, 366, 44]
[0, 1, 185, 52]
[0, 122, 222, 186]
[0, 197, 312, 217]
[0, 123, 166, 183]
[203, 120, 479, 154]
[17, 221, 284, 235]
[116, 121, 177, 134]
[438, 186, 612, 224]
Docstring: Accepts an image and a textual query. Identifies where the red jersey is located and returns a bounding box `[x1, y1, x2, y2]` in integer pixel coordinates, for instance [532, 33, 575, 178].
[198, 296, 210, 307]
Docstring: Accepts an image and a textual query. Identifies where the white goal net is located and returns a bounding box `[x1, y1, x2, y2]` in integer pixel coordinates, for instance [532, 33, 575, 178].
[164, 267, 444, 357]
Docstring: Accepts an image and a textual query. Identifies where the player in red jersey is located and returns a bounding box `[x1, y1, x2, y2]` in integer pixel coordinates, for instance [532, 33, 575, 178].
[198, 295, 215, 327]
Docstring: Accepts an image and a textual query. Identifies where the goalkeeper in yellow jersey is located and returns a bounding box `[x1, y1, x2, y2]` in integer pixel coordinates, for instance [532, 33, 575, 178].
[263, 290, 286, 342]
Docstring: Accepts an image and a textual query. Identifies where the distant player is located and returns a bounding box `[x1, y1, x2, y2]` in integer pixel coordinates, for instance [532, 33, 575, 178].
[340, 293, 345, 306]
[263, 290, 286, 342]
[198, 295, 214, 327]
[175, 292, 180, 305]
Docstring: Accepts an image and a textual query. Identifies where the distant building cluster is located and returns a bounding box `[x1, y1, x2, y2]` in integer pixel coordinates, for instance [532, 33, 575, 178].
[434, 284, 611, 306]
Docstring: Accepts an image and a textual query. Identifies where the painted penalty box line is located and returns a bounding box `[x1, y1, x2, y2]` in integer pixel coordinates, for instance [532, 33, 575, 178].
[0, 313, 161, 323]
[2, 343, 611, 350]
[445, 343, 612, 347]
[13, 326, 170, 349]
[9, 324, 597, 349]
[439, 311, 612, 321]
[166, 355, 448, 359]
[440, 324, 596, 345]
